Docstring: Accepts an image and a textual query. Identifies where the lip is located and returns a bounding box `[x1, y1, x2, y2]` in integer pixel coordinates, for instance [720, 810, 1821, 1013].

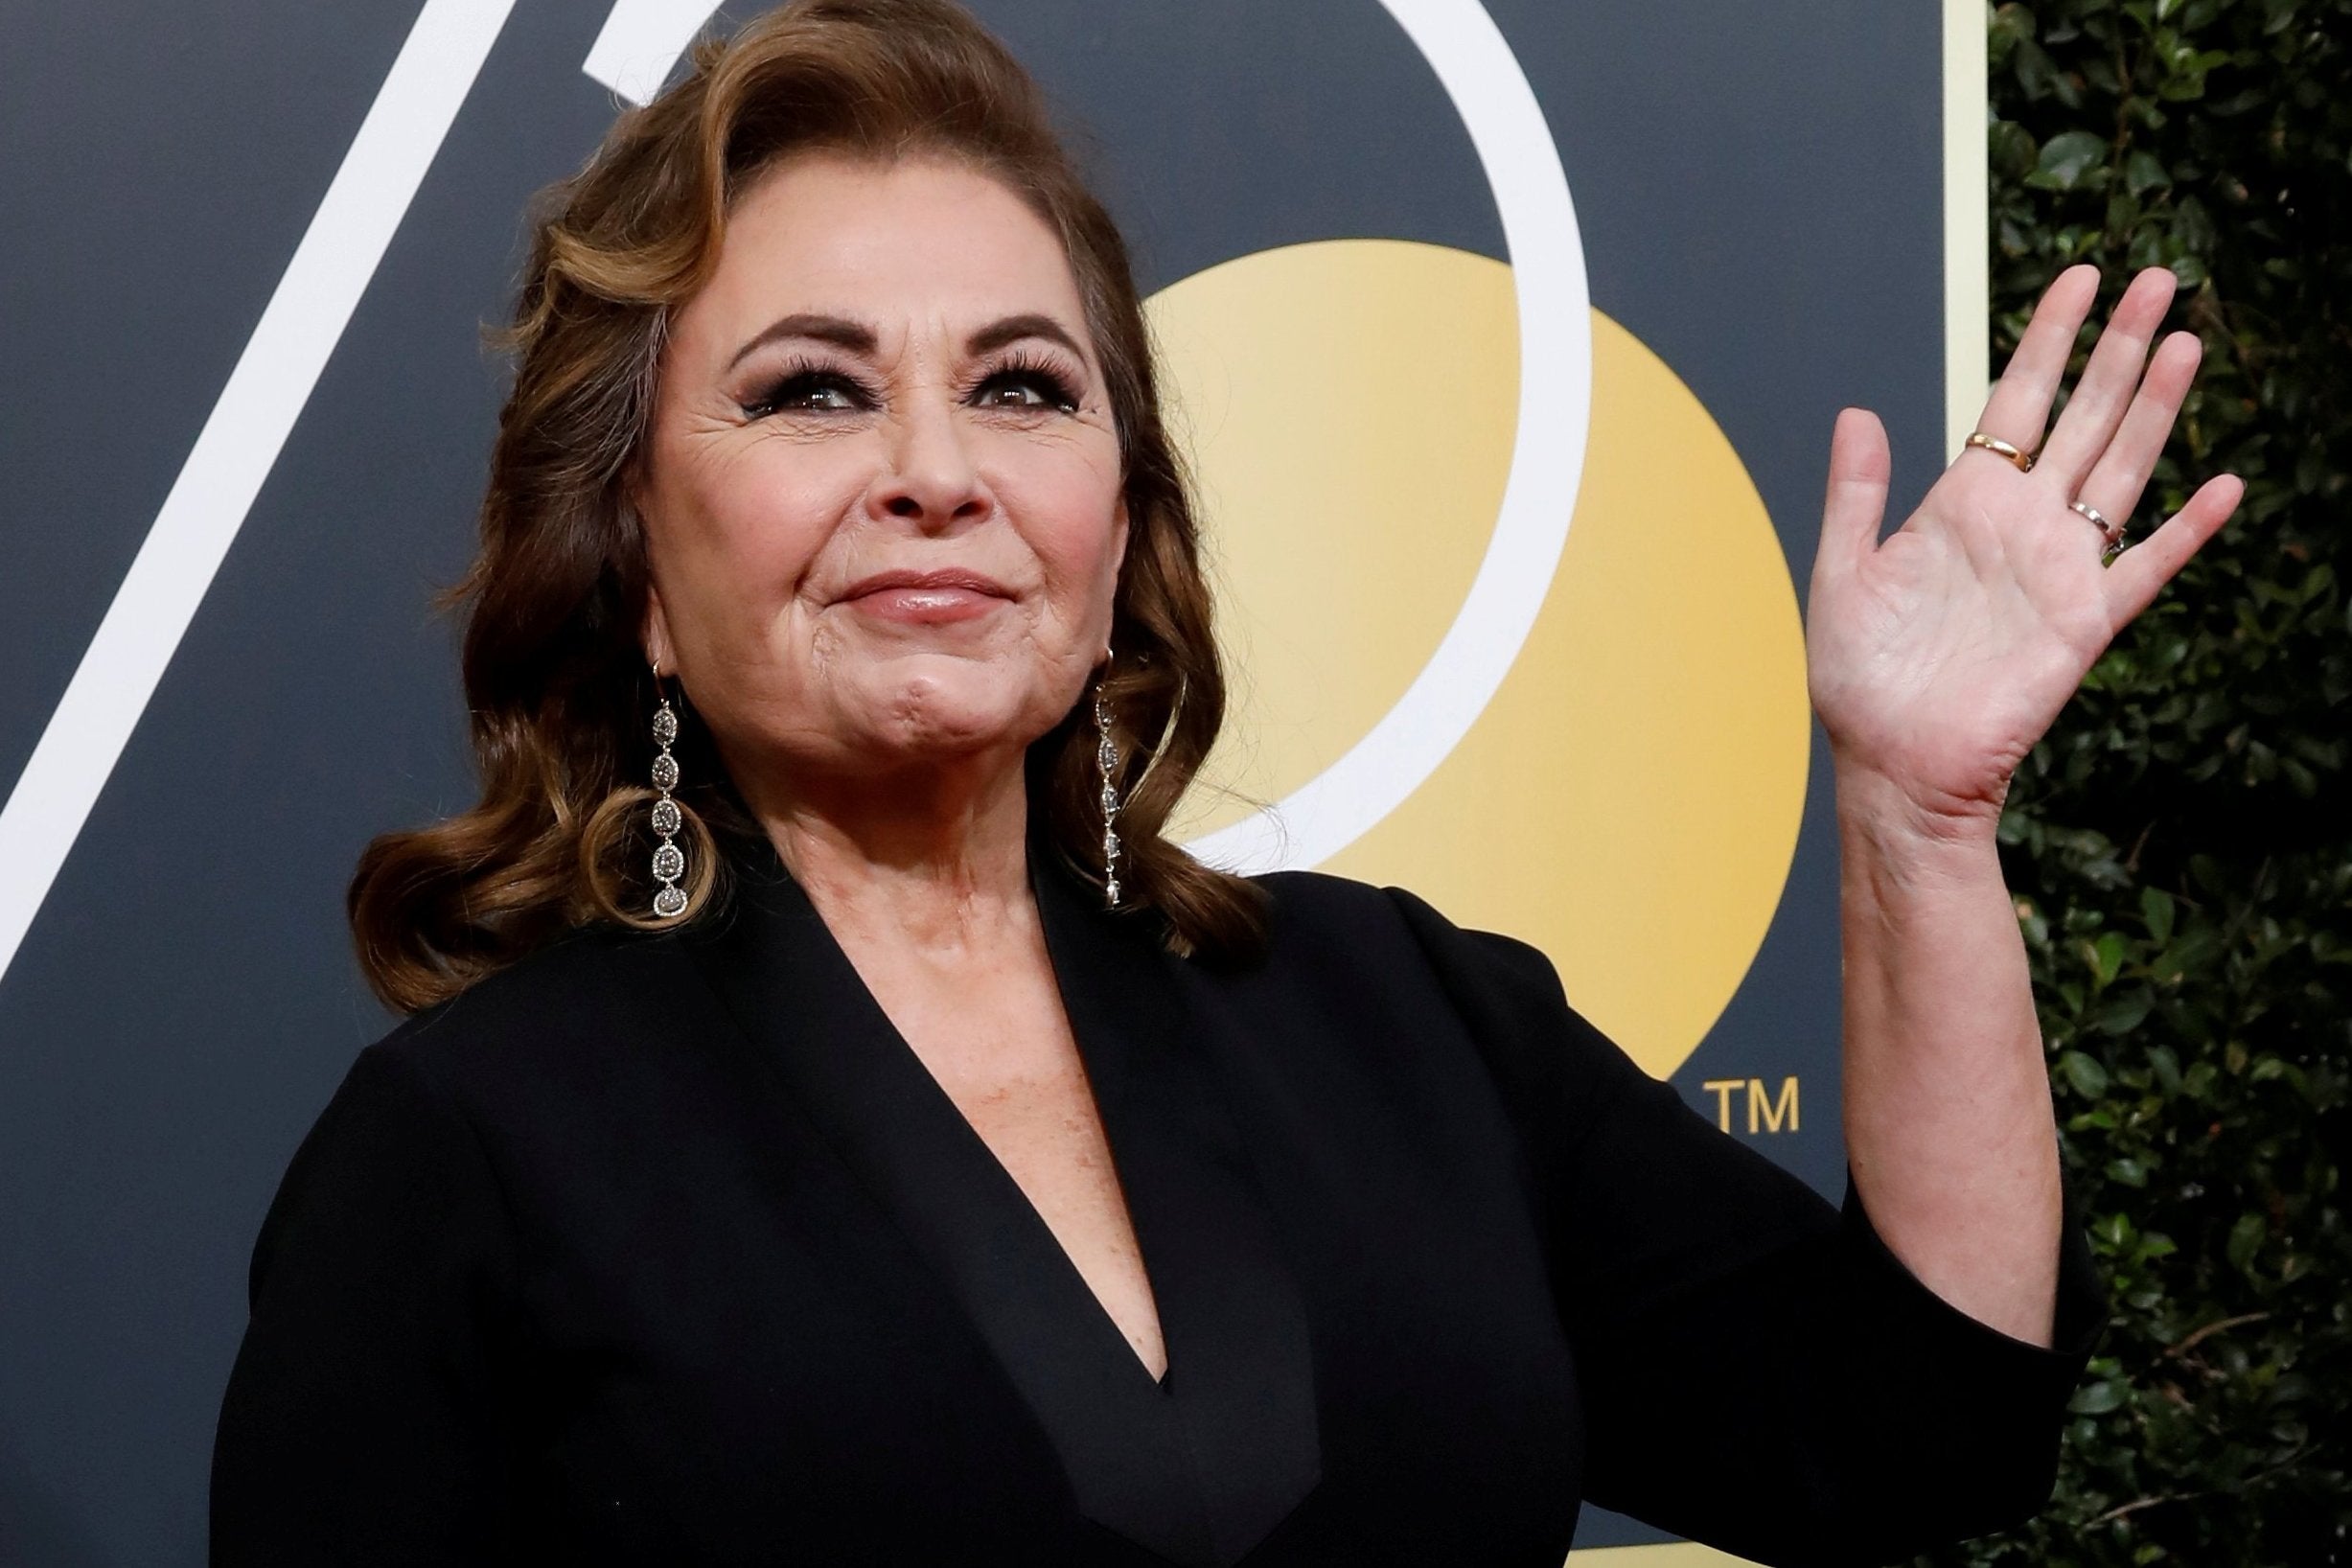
[836, 567, 1014, 603]
[836, 567, 1014, 627]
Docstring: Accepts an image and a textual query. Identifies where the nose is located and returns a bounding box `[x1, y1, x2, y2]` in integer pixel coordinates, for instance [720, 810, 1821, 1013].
[870, 393, 991, 533]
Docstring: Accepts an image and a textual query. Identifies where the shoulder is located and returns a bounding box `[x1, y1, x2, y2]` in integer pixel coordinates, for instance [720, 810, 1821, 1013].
[1243, 867, 1569, 1009]
[241, 934, 670, 1303]
[357, 922, 688, 1112]
[1242, 867, 1638, 1124]
[257, 926, 713, 1277]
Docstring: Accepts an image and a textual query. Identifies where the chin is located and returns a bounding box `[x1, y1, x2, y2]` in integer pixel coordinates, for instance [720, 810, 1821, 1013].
[858, 663, 1062, 763]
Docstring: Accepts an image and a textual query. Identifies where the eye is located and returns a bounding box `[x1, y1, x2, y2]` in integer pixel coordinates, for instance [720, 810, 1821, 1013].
[740, 366, 875, 419]
[970, 358, 1081, 415]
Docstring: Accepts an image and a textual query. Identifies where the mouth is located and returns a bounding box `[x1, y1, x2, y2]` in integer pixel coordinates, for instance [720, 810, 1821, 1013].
[836, 568, 1014, 626]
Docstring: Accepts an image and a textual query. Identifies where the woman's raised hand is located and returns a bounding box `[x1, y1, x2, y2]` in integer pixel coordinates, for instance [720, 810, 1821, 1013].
[1804, 263, 2246, 842]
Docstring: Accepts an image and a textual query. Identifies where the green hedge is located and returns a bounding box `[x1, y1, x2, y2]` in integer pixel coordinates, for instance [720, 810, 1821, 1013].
[1923, 3, 2351, 1564]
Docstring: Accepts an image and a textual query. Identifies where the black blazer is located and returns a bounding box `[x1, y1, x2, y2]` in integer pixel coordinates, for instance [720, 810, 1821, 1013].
[211, 834, 2104, 1567]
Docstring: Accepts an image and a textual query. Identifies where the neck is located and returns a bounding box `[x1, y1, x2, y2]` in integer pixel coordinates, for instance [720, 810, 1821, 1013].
[742, 747, 1038, 954]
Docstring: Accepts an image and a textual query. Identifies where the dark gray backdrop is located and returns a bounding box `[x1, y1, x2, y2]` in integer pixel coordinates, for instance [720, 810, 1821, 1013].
[0, 2, 1945, 1559]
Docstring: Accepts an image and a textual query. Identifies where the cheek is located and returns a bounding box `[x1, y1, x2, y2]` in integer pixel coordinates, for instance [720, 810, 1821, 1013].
[651, 441, 863, 634]
[994, 442, 1127, 617]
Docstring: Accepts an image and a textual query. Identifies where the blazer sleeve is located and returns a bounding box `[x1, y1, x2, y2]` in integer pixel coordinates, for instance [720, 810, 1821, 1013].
[1383, 885, 2107, 1568]
[211, 1040, 526, 1565]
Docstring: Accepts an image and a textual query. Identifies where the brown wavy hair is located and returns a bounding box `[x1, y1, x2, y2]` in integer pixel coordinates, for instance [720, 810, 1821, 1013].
[348, 0, 1266, 1014]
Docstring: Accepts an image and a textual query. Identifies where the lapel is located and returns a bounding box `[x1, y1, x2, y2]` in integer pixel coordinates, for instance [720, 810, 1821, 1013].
[681, 830, 1321, 1567]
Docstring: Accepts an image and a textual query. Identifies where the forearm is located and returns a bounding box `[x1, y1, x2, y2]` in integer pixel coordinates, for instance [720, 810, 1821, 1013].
[1834, 762, 2063, 1349]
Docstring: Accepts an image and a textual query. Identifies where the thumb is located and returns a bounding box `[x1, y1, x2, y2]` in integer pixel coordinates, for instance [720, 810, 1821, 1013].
[1816, 406, 1891, 586]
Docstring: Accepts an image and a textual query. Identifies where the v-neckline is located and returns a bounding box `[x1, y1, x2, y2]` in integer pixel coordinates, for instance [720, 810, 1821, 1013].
[793, 846, 1173, 1392]
[682, 829, 1322, 1566]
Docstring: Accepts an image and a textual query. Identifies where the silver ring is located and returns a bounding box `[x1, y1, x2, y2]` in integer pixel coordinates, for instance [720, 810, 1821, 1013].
[2068, 497, 2122, 541]
[2069, 499, 2127, 564]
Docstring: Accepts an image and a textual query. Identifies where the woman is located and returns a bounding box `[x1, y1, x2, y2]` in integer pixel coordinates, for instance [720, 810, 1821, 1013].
[209, 1, 2243, 1563]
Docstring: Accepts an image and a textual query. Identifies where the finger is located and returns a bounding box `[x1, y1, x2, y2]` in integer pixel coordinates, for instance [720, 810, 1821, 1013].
[1970, 264, 2101, 463]
[2070, 330, 2203, 530]
[2102, 473, 2246, 626]
[2037, 266, 2179, 491]
[1815, 406, 1891, 584]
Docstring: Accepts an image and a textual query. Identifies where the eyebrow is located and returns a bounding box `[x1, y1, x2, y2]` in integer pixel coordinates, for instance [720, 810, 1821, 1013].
[965, 311, 1090, 365]
[725, 312, 875, 371]
[724, 311, 1092, 374]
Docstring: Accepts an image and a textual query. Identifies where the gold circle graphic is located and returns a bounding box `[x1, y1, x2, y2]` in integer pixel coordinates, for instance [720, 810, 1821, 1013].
[1149, 240, 1809, 1078]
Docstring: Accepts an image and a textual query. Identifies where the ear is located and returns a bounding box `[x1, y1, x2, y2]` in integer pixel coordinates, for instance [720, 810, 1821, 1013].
[625, 470, 677, 677]
[1103, 496, 1131, 662]
[641, 576, 675, 678]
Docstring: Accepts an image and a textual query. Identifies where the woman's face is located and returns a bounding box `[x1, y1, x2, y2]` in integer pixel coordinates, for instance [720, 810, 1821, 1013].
[634, 151, 1128, 803]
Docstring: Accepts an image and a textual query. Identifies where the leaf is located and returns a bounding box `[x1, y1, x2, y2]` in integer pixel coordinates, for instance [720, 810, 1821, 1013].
[2070, 1379, 2129, 1415]
[2093, 932, 2131, 987]
[1990, 119, 2040, 180]
[1990, 2, 2037, 58]
[2127, 150, 2174, 195]
[2096, 992, 2155, 1035]
[2141, 887, 2178, 945]
[2061, 1049, 2113, 1099]
[2172, 193, 2219, 252]
[2030, 129, 2111, 191]
[2227, 1211, 2268, 1271]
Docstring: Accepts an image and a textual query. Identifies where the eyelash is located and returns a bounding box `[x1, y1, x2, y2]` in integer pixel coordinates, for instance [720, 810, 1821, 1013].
[739, 352, 1082, 420]
[974, 351, 1082, 415]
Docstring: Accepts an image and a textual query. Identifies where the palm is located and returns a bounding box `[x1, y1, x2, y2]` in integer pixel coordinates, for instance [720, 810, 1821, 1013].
[1806, 265, 2245, 834]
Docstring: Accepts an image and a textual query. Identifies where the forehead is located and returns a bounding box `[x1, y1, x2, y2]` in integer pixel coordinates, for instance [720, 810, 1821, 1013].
[682, 151, 1090, 348]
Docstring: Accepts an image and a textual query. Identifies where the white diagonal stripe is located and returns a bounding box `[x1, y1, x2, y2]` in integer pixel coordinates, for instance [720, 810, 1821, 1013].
[583, 0, 721, 105]
[0, 0, 517, 992]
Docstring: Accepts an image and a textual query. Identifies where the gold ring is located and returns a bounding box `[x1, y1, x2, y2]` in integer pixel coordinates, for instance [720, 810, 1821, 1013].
[2069, 498, 2125, 550]
[1964, 431, 2034, 473]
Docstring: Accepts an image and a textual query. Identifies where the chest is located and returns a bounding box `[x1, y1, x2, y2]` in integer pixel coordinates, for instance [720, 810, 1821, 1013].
[842, 936, 1171, 1380]
[509, 883, 1588, 1564]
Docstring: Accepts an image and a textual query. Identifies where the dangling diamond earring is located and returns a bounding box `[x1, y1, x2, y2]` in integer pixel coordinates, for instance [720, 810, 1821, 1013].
[1095, 679, 1122, 909]
[648, 670, 687, 920]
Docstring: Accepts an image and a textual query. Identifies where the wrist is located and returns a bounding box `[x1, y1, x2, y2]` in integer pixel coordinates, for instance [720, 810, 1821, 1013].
[1832, 760, 2007, 866]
